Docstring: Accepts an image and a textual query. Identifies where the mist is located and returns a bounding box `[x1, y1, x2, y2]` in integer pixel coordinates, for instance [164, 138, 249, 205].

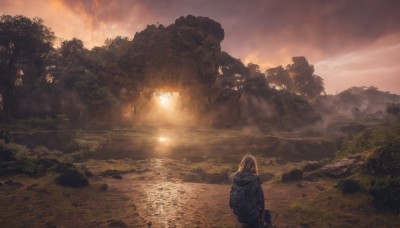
[1, 13, 400, 227]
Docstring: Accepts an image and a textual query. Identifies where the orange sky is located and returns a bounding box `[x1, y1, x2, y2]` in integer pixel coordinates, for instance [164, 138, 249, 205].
[1, 0, 399, 94]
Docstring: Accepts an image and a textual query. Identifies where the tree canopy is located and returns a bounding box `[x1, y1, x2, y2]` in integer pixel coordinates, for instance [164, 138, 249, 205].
[0, 15, 55, 119]
[266, 56, 325, 101]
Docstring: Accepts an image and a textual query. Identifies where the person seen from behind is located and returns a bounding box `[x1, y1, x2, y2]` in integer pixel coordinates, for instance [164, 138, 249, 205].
[230, 155, 271, 228]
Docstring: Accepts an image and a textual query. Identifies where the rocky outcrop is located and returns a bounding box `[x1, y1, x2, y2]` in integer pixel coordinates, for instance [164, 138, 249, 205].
[321, 156, 365, 178]
[302, 161, 321, 172]
[211, 88, 241, 127]
[282, 169, 303, 182]
[55, 168, 89, 187]
[123, 15, 224, 112]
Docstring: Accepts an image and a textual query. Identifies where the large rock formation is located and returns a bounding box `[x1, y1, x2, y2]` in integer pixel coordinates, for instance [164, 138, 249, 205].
[123, 15, 224, 111]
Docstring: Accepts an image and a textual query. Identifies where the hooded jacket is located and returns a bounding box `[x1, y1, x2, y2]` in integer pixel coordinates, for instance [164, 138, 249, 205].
[230, 171, 265, 224]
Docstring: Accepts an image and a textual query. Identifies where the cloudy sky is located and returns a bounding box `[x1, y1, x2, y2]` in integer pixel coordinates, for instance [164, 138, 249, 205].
[1, 0, 399, 94]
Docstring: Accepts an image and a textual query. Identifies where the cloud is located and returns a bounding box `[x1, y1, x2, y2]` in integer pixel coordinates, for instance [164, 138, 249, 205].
[1, 0, 400, 94]
[315, 35, 400, 94]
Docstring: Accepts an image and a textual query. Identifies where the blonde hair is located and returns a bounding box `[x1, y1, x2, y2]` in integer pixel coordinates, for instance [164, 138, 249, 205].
[238, 155, 258, 174]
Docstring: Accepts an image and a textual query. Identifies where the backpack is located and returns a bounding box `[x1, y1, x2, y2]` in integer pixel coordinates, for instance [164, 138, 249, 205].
[229, 182, 259, 219]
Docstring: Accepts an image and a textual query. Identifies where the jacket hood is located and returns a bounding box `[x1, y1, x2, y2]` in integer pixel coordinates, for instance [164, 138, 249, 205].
[233, 171, 258, 186]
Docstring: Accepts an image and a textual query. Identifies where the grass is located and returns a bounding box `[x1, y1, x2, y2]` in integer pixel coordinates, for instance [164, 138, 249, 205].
[0, 174, 137, 227]
[1, 123, 399, 226]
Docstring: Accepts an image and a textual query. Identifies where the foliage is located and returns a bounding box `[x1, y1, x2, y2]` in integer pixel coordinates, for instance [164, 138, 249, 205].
[366, 140, 400, 177]
[266, 57, 325, 101]
[0, 141, 38, 175]
[341, 125, 400, 155]
[386, 102, 400, 121]
[0, 15, 55, 119]
[215, 52, 249, 90]
[369, 177, 400, 213]
[336, 179, 361, 194]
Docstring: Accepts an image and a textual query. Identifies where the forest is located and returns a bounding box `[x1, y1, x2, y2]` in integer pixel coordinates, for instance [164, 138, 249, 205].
[0, 14, 399, 227]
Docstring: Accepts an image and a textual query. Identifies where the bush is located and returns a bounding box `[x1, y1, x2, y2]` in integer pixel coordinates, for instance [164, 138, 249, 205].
[369, 178, 400, 213]
[55, 168, 89, 187]
[336, 179, 361, 194]
[366, 140, 400, 177]
[0, 142, 38, 176]
[341, 125, 400, 156]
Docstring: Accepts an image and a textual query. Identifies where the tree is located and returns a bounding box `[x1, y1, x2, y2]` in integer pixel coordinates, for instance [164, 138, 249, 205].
[265, 65, 292, 91]
[215, 52, 249, 90]
[0, 15, 54, 119]
[54, 39, 117, 123]
[286, 56, 325, 101]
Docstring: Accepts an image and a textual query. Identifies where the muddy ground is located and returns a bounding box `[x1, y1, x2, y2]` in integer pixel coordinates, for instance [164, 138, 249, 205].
[1, 127, 399, 227]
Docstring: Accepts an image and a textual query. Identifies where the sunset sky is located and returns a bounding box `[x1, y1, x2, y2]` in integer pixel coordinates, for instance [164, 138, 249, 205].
[1, 0, 399, 94]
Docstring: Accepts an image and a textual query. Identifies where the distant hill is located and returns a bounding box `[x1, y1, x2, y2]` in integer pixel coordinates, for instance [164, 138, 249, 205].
[315, 86, 400, 122]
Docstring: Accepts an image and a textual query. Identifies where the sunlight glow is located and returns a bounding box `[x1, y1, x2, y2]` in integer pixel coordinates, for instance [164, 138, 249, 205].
[158, 93, 172, 108]
[158, 136, 169, 142]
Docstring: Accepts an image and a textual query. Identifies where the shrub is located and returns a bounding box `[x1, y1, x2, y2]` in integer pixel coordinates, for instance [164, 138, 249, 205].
[0, 142, 38, 176]
[341, 125, 400, 156]
[366, 140, 400, 177]
[55, 168, 89, 187]
[336, 179, 361, 194]
[369, 178, 400, 213]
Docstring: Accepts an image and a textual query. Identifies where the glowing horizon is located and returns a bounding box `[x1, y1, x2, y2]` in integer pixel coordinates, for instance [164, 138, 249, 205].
[1, 0, 399, 94]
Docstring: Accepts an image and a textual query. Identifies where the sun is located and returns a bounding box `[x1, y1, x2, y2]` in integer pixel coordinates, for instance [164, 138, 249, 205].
[158, 136, 168, 142]
[158, 93, 171, 108]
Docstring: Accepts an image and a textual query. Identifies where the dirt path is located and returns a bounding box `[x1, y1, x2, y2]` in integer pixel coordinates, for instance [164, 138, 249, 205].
[104, 158, 332, 227]
[106, 158, 236, 227]
[1, 158, 376, 227]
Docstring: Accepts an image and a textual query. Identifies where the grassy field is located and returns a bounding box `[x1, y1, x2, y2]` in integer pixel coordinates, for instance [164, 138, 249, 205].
[1, 124, 399, 227]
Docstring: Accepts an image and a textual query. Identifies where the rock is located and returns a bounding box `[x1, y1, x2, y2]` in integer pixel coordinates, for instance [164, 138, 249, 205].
[320, 158, 363, 178]
[124, 15, 224, 113]
[205, 171, 229, 184]
[55, 162, 75, 173]
[80, 165, 94, 177]
[147, 221, 152, 227]
[297, 183, 304, 188]
[282, 169, 303, 182]
[55, 168, 89, 187]
[26, 183, 39, 190]
[84, 170, 94, 177]
[108, 219, 127, 227]
[112, 174, 123, 179]
[100, 183, 108, 192]
[302, 161, 321, 172]
[303, 172, 323, 181]
[5, 179, 24, 188]
[259, 172, 274, 183]
[316, 186, 325, 191]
